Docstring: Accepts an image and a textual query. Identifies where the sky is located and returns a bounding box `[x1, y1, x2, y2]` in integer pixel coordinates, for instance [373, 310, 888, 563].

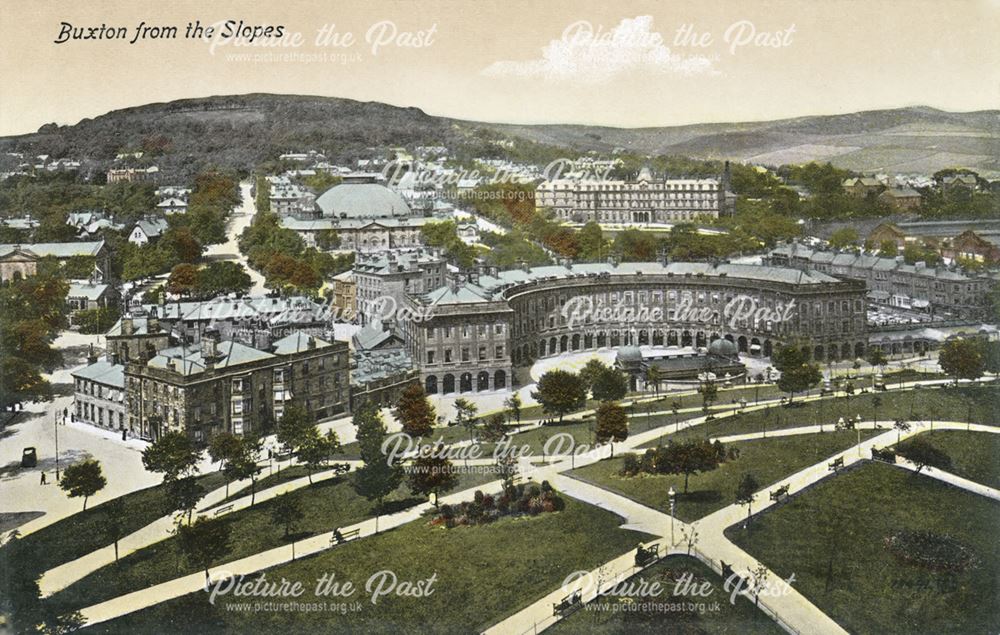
[1, 0, 998, 136]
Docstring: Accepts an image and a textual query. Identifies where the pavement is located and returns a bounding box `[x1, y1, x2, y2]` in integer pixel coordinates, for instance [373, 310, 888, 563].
[3, 315, 994, 635]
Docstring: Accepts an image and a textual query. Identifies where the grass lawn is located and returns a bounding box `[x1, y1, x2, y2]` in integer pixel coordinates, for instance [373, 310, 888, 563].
[81, 497, 653, 634]
[727, 461, 1000, 635]
[639, 385, 999, 448]
[896, 430, 1000, 489]
[570, 431, 879, 522]
[549, 554, 784, 635]
[0, 472, 227, 589]
[49, 471, 494, 613]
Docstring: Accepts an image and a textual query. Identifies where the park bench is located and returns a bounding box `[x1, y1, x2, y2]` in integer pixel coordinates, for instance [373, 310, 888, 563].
[634, 543, 660, 567]
[769, 484, 789, 501]
[213, 504, 234, 517]
[828, 457, 844, 472]
[871, 447, 896, 463]
[553, 590, 582, 616]
[721, 561, 745, 591]
[330, 527, 361, 545]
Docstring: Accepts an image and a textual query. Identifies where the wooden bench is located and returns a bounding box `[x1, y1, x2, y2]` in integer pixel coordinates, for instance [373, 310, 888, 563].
[553, 590, 582, 616]
[330, 527, 360, 545]
[634, 543, 660, 567]
[769, 484, 789, 502]
[828, 457, 844, 472]
[213, 504, 234, 517]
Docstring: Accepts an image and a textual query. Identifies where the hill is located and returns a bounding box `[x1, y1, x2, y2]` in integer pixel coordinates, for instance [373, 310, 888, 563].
[1, 94, 996, 178]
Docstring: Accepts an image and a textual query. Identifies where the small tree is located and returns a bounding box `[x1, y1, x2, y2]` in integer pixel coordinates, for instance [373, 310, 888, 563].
[298, 428, 342, 484]
[353, 406, 403, 532]
[99, 498, 126, 563]
[866, 348, 887, 373]
[269, 493, 305, 538]
[700, 379, 718, 412]
[532, 369, 587, 423]
[59, 459, 107, 510]
[225, 436, 262, 506]
[897, 437, 952, 473]
[594, 401, 628, 457]
[277, 405, 315, 461]
[591, 367, 629, 402]
[207, 432, 242, 496]
[480, 413, 507, 442]
[735, 473, 760, 532]
[394, 383, 436, 437]
[142, 430, 200, 482]
[504, 392, 522, 425]
[407, 445, 460, 507]
[645, 366, 663, 395]
[177, 516, 232, 581]
[871, 395, 883, 426]
[452, 398, 479, 442]
[659, 439, 727, 493]
[670, 400, 682, 433]
[938, 338, 986, 384]
[578, 358, 609, 391]
[167, 476, 204, 524]
[893, 418, 911, 443]
[772, 346, 822, 403]
[746, 563, 770, 609]
[495, 454, 518, 490]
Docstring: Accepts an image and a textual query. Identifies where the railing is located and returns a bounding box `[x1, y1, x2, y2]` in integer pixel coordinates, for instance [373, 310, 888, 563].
[689, 546, 801, 635]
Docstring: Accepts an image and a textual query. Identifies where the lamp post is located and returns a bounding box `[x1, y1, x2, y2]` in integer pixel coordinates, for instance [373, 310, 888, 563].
[54, 413, 60, 482]
[855, 414, 863, 456]
[668, 486, 676, 547]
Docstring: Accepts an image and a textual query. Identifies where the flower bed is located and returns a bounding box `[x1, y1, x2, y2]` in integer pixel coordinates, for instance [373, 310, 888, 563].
[884, 529, 980, 573]
[430, 481, 565, 528]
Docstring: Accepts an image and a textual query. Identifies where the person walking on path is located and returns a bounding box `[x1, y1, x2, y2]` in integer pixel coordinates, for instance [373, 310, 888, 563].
[40, 471, 47, 485]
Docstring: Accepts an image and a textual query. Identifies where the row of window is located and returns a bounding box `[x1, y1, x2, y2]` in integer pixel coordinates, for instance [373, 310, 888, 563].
[426, 345, 505, 365]
[426, 323, 505, 339]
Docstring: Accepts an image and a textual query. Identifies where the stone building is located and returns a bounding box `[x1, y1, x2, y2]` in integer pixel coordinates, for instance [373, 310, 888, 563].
[399, 261, 866, 395]
[536, 166, 733, 224]
[72, 359, 126, 432]
[124, 330, 350, 442]
[353, 248, 447, 326]
[280, 174, 430, 253]
[0, 240, 111, 282]
[768, 242, 996, 318]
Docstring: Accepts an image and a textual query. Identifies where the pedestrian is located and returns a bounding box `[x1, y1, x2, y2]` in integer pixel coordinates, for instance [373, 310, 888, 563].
[40, 471, 47, 485]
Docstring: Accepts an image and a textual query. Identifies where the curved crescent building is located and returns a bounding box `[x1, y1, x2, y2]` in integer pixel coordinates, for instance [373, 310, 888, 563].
[400, 261, 868, 395]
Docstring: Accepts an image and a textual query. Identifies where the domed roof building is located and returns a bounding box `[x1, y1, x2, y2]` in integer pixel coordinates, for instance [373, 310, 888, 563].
[280, 174, 428, 253]
[316, 180, 412, 219]
[708, 338, 739, 359]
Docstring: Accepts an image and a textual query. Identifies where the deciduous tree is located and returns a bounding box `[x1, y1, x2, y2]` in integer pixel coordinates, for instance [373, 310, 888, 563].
[594, 401, 628, 457]
[394, 383, 436, 437]
[532, 369, 587, 423]
[59, 460, 107, 510]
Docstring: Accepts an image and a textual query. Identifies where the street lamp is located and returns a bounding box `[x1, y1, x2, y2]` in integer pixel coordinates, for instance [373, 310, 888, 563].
[54, 413, 60, 482]
[855, 414, 863, 456]
[668, 486, 676, 547]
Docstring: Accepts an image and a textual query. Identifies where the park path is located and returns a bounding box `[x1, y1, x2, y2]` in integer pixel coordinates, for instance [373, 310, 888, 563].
[485, 420, 1000, 635]
[55, 386, 1000, 629]
[77, 475, 507, 627]
[41, 455, 501, 596]
[37, 460, 364, 596]
[893, 454, 1000, 502]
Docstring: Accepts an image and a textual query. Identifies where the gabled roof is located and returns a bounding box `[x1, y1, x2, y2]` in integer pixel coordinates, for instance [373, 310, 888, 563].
[72, 360, 125, 388]
[272, 331, 332, 355]
[68, 281, 110, 301]
[147, 341, 275, 376]
[0, 240, 105, 259]
[133, 218, 169, 238]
